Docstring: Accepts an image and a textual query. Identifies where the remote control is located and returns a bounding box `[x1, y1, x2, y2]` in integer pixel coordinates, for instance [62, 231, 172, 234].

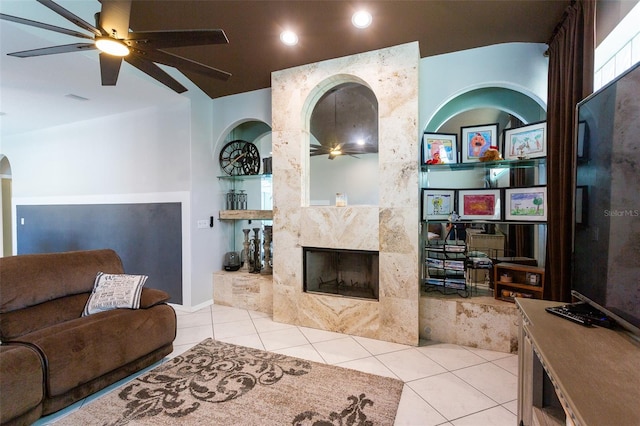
[545, 306, 592, 326]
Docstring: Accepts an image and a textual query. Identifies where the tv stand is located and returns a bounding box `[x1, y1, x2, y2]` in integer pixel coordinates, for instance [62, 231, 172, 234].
[516, 298, 640, 426]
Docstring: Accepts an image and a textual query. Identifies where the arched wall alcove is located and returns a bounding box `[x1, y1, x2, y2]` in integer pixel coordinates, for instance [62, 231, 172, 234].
[214, 119, 273, 259]
[304, 76, 379, 206]
[301, 74, 376, 206]
[425, 87, 547, 133]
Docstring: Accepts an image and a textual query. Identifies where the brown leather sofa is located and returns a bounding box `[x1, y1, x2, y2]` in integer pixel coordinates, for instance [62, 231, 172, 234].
[0, 249, 177, 425]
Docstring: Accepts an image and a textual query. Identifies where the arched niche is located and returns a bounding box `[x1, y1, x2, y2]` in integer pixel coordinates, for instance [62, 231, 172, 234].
[426, 87, 546, 133]
[307, 80, 379, 206]
[424, 86, 547, 264]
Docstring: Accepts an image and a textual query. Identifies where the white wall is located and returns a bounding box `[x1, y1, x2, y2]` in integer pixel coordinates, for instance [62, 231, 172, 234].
[4, 103, 192, 196]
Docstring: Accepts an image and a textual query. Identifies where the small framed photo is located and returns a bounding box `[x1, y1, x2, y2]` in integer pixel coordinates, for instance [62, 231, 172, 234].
[461, 123, 499, 163]
[505, 186, 547, 221]
[457, 189, 501, 220]
[526, 272, 541, 286]
[575, 185, 588, 228]
[503, 121, 547, 160]
[422, 133, 458, 164]
[422, 189, 456, 220]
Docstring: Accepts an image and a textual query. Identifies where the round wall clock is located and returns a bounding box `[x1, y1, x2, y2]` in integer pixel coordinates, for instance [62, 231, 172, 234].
[219, 140, 261, 176]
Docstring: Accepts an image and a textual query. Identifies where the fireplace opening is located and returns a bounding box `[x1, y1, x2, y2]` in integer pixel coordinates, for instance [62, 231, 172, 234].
[303, 247, 379, 300]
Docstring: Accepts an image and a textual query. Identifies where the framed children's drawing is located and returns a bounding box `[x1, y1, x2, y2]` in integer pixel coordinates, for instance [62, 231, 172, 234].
[422, 189, 455, 220]
[457, 189, 501, 220]
[503, 121, 547, 160]
[504, 186, 547, 221]
[422, 133, 458, 164]
[461, 123, 499, 163]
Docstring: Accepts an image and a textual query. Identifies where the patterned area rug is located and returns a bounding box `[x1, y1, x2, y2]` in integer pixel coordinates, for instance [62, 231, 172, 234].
[56, 338, 404, 425]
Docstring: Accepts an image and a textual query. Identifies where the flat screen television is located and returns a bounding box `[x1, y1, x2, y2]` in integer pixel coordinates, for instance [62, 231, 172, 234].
[572, 61, 640, 339]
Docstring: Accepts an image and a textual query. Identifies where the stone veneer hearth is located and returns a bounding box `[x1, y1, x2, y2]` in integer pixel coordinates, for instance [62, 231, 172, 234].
[271, 42, 420, 345]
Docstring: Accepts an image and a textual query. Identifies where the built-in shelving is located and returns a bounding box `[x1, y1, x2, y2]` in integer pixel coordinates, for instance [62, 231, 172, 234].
[422, 158, 545, 172]
[217, 173, 271, 181]
[218, 210, 273, 220]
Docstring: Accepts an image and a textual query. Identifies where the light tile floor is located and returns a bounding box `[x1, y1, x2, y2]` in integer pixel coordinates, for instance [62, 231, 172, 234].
[36, 304, 519, 425]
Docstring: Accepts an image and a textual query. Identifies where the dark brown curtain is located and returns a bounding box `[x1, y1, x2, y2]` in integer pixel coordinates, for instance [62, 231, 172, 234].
[545, 0, 595, 302]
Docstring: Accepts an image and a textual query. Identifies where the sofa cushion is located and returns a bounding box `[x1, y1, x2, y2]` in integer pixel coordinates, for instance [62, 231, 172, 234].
[83, 272, 147, 316]
[0, 249, 124, 314]
[0, 288, 171, 342]
[18, 304, 176, 398]
[0, 294, 88, 342]
[0, 344, 44, 425]
[139, 288, 172, 308]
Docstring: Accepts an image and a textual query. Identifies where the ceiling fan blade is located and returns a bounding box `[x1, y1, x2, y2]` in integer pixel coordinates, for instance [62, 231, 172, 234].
[99, 53, 123, 85]
[127, 30, 229, 49]
[0, 13, 94, 40]
[98, 0, 131, 39]
[7, 43, 96, 58]
[36, 0, 101, 37]
[142, 49, 231, 81]
[124, 55, 187, 93]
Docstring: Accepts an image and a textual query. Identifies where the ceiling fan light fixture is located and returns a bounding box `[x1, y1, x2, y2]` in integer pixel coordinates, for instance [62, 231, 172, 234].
[352, 10, 372, 29]
[95, 37, 130, 57]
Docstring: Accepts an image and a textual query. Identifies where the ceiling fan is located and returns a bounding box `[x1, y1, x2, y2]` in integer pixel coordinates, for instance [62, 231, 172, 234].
[310, 142, 378, 160]
[0, 0, 231, 93]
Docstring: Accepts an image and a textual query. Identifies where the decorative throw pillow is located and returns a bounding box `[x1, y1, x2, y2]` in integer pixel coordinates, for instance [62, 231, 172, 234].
[82, 272, 147, 316]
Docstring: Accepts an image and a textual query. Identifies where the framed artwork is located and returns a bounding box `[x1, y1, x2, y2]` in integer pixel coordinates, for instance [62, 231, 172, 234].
[575, 185, 588, 228]
[457, 189, 501, 220]
[505, 186, 547, 221]
[461, 123, 499, 163]
[503, 121, 547, 160]
[422, 133, 458, 164]
[526, 272, 541, 286]
[577, 121, 589, 160]
[422, 189, 455, 220]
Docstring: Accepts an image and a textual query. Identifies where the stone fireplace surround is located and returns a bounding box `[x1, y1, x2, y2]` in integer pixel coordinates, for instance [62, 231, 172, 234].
[271, 42, 420, 345]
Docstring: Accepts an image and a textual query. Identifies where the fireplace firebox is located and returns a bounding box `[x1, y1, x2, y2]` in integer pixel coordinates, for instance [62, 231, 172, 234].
[303, 247, 379, 300]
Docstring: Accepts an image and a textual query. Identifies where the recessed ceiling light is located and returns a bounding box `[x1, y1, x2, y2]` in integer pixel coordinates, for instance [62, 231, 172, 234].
[352, 10, 372, 29]
[280, 30, 298, 46]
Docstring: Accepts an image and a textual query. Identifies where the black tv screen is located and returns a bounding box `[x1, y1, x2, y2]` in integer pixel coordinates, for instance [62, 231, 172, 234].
[573, 61, 640, 337]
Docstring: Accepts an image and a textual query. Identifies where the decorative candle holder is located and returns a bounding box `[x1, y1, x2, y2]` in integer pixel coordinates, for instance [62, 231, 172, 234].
[336, 192, 347, 207]
[238, 190, 247, 210]
[261, 225, 273, 275]
[226, 190, 236, 210]
[252, 227, 262, 273]
[242, 229, 251, 272]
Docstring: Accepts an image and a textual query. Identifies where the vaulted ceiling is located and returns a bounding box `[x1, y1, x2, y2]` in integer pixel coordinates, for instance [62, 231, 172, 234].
[1, 0, 575, 137]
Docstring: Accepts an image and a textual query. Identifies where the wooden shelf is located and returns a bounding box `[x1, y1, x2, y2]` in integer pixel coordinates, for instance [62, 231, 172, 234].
[219, 210, 273, 220]
[494, 262, 544, 302]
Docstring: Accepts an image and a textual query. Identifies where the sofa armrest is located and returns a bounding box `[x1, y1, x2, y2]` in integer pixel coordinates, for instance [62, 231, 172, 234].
[139, 288, 171, 308]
